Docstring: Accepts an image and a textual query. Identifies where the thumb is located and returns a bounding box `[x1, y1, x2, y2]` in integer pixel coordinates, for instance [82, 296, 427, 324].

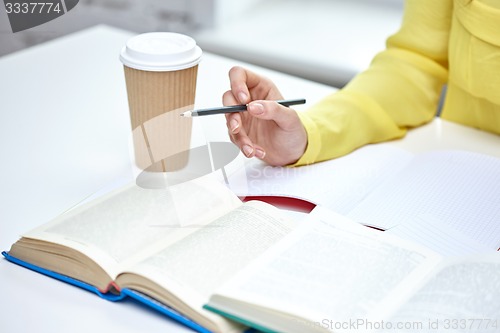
[247, 100, 299, 130]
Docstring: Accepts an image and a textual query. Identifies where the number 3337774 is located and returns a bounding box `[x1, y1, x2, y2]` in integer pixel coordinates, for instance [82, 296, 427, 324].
[5, 2, 62, 14]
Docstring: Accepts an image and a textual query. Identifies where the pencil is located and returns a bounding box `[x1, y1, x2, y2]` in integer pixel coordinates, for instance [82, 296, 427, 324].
[180, 98, 306, 117]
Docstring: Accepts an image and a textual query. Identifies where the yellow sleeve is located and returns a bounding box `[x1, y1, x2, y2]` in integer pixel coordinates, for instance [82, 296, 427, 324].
[295, 0, 452, 166]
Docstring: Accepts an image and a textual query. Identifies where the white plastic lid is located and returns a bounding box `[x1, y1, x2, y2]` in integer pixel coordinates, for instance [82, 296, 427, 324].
[119, 32, 202, 71]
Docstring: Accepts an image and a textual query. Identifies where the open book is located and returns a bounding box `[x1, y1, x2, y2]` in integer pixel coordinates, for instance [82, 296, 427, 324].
[3, 176, 299, 333]
[205, 207, 500, 333]
[226, 146, 500, 256]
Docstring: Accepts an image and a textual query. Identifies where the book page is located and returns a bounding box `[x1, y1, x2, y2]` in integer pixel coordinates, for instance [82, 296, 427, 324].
[385, 253, 500, 333]
[347, 150, 500, 249]
[226, 145, 413, 214]
[122, 201, 299, 306]
[386, 214, 491, 257]
[208, 207, 440, 329]
[21, 176, 243, 278]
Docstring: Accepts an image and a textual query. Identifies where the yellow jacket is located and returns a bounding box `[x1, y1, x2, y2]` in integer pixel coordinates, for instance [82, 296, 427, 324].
[296, 0, 500, 165]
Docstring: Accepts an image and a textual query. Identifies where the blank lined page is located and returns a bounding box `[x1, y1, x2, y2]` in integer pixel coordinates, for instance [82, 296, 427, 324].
[386, 214, 491, 257]
[347, 150, 500, 250]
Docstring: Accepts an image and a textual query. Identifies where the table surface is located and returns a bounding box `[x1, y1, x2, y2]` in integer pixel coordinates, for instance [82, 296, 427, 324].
[0, 25, 499, 333]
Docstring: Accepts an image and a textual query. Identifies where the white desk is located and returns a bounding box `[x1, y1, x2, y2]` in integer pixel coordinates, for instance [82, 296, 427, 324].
[0, 25, 498, 333]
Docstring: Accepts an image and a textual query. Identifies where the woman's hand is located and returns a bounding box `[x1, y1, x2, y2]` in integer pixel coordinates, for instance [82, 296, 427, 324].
[224, 66, 307, 166]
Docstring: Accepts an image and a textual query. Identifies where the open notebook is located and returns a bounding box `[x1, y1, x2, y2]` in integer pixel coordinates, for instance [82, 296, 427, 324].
[226, 145, 500, 256]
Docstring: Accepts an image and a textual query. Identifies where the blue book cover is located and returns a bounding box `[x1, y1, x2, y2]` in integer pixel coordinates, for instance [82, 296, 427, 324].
[2, 251, 214, 333]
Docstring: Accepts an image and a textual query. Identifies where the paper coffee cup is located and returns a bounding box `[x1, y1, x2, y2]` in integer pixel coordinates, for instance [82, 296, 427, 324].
[120, 32, 202, 173]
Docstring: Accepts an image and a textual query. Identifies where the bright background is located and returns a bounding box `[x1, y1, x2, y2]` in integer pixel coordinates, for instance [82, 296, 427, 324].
[0, 0, 403, 87]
